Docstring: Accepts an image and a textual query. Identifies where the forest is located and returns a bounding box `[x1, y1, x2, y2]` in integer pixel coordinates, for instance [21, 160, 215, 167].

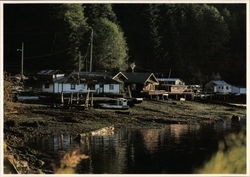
[4, 3, 246, 86]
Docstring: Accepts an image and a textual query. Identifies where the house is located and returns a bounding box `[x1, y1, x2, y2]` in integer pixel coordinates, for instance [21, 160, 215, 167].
[37, 71, 122, 95]
[62, 72, 122, 94]
[205, 80, 232, 94]
[156, 78, 187, 93]
[113, 72, 159, 96]
[37, 70, 65, 93]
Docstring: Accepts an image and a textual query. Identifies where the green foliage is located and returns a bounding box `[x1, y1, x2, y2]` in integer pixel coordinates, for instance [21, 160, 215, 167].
[84, 4, 128, 71]
[114, 4, 244, 85]
[56, 4, 89, 70]
[85, 4, 117, 23]
[4, 4, 246, 85]
[197, 130, 246, 174]
[92, 18, 128, 71]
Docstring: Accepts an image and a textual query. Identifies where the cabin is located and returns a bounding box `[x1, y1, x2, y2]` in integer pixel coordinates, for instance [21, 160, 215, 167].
[37, 71, 123, 95]
[157, 78, 187, 93]
[205, 80, 232, 94]
[113, 72, 159, 96]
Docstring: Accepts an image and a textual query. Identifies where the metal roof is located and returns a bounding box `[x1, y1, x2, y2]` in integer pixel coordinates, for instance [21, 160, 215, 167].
[210, 80, 231, 86]
[65, 72, 119, 84]
[37, 70, 61, 75]
[157, 78, 181, 82]
[122, 72, 158, 84]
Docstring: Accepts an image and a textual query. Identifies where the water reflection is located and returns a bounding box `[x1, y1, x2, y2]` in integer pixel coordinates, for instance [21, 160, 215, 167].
[28, 122, 241, 174]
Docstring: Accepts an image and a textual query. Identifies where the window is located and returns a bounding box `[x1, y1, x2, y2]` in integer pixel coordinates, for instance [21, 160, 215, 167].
[109, 84, 114, 90]
[45, 83, 50, 88]
[226, 86, 229, 90]
[218, 86, 220, 89]
[71, 84, 76, 90]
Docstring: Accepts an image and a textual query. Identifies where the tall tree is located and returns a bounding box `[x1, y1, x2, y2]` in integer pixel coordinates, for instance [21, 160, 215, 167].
[54, 4, 89, 70]
[84, 4, 128, 71]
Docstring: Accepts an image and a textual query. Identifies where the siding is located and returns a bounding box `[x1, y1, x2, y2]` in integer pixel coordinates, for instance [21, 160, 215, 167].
[104, 84, 120, 94]
[214, 85, 231, 94]
[62, 83, 88, 93]
[41, 83, 120, 94]
[42, 83, 54, 93]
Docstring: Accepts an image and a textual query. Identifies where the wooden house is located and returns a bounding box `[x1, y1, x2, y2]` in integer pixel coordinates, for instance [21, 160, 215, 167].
[113, 72, 159, 96]
[157, 78, 187, 93]
[38, 71, 123, 95]
[205, 80, 232, 94]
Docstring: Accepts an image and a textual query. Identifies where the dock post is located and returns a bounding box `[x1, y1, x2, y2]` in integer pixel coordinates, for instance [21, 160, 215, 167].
[61, 92, 64, 105]
[70, 92, 73, 105]
[90, 92, 94, 107]
[77, 92, 79, 104]
[85, 90, 90, 108]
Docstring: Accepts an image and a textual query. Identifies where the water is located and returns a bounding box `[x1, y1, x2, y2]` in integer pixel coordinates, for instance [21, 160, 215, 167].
[28, 121, 242, 174]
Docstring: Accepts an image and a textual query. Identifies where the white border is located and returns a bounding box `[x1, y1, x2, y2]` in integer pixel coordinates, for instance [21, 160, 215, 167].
[0, 1, 4, 177]
[0, 1, 249, 177]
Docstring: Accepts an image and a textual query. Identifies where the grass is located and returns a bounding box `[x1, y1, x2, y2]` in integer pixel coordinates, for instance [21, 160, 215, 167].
[196, 130, 246, 174]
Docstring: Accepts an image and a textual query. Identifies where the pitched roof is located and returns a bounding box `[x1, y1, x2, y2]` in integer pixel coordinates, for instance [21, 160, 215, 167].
[210, 80, 231, 86]
[122, 72, 158, 84]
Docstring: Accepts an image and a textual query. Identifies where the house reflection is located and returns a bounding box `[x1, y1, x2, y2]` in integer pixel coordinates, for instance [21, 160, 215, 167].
[139, 128, 167, 153]
[170, 124, 200, 143]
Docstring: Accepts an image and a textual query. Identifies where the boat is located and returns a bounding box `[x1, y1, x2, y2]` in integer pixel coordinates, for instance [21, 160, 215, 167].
[98, 98, 129, 110]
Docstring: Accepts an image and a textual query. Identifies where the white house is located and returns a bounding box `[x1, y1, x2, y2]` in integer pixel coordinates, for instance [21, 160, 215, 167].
[205, 80, 232, 94]
[38, 71, 122, 94]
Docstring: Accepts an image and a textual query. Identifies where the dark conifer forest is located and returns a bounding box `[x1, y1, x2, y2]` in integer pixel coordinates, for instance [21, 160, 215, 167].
[4, 4, 246, 86]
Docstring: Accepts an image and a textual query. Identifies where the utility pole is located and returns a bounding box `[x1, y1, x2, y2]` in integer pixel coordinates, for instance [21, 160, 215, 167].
[78, 51, 81, 73]
[78, 51, 81, 81]
[168, 68, 171, 78]
[90, 27, 93, 72]
[17, 42, 24, 81]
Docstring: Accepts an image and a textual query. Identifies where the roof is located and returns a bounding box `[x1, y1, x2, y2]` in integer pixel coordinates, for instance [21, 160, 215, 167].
[64, 72, 119, 84]
[209, 80, 231, 86]
[37, 70, 61, 75]
[122, 72, 158, 84]
[54, 76, 68, 83]
[157, 78, 182, 82]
